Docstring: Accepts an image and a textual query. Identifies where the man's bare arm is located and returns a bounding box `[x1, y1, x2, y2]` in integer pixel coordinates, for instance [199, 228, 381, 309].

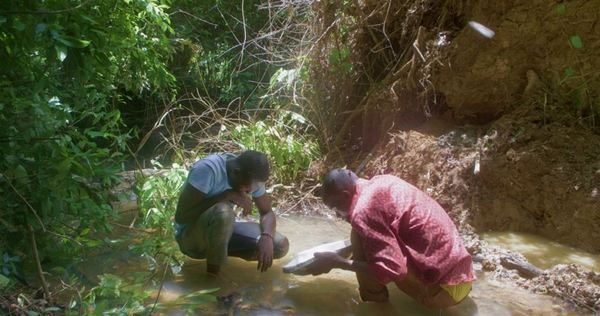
[254, 194, 275, 272]
[175, 184, 230, 224]
[254, 194, 275, 235]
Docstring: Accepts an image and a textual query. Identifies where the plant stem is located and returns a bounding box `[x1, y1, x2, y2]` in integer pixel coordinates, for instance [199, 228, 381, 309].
[28, 223, 51, 300]
[149, 260, 169, 314]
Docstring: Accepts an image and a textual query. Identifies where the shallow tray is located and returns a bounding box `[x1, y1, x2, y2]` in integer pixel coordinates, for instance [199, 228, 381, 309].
[282, 239, 352, 275]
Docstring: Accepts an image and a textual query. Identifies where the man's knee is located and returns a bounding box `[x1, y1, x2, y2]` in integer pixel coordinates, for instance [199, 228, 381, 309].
[209, 203, 235, 225]
[273, 235, 289, 259]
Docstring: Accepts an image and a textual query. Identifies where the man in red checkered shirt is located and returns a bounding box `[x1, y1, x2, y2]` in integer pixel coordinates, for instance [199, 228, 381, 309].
[305, 168, 475, 308]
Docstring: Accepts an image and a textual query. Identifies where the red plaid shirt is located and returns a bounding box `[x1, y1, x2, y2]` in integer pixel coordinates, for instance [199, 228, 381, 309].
[349, 175, 475, 285]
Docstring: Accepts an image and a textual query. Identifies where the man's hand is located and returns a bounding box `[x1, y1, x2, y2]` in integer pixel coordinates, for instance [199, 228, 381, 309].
[303, 251, 343, 276]
[226, 190, 252, 215]
[257, 234, 274, 272]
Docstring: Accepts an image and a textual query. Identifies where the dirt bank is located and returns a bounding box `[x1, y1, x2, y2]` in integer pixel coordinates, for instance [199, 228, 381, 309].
[356, 109, 600, 311]
[435, 0, 600, 127]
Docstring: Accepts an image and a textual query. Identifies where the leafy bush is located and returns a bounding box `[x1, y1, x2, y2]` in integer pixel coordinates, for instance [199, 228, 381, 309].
[229, 116, 320, 183]
[137, 164, 187, 237]
[0, 0, 175, 270]
[169, 0, 274, 109]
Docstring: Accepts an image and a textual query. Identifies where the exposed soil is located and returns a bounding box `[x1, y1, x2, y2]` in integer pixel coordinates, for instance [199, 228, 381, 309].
[435, 0, 600, 125]
[305, 0, 600, 311]
[353, 110, 600, 311]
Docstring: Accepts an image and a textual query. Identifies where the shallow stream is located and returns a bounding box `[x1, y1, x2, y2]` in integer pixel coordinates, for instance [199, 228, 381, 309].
[481, 231, 600, 272]
[76, 215, 599, 315]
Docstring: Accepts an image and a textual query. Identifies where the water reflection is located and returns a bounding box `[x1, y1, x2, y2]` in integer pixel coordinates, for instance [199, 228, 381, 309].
[481, 232, 600, 272]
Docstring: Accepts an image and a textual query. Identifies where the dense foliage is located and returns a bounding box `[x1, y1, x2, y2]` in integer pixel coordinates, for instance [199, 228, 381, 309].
[168, 0, 273, 108]
[1, 0, 319, 312]
[0, 0, 174, 285]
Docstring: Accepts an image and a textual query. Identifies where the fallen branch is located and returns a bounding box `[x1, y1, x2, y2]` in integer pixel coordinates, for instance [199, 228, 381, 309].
[109, 221, 156, 234]
[500, 256, 544, 279]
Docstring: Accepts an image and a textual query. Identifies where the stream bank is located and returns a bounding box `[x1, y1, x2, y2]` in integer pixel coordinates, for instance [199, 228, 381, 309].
[356, 116, 600, 311]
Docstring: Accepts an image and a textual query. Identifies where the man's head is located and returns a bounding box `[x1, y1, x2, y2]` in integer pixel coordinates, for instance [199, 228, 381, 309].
[229, 150, 270, 193]
[321, 168, 358, 221]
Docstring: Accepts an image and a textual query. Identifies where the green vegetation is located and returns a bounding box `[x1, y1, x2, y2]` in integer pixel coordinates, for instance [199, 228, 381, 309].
[0, 0, 319, 313]
[136, 163, 188, 261]
[230, 117, 320, 183]
[2, 0, 596, 314]
[0, 0, 174, 269]
[554, 2, 599, 127]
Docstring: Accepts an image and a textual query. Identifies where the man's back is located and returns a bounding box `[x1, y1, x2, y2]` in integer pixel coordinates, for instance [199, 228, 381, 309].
[349, 175, 474, 286]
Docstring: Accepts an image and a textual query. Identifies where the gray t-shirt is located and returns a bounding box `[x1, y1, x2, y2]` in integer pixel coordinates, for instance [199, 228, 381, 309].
[174, 153, 266, 235]
[187, 153, 266, 198]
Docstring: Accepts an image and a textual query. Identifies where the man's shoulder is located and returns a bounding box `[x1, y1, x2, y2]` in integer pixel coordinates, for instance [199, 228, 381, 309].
[369, 174, 416, 191]
[193, 152, 235, 168]
[369, 174, 401, 183]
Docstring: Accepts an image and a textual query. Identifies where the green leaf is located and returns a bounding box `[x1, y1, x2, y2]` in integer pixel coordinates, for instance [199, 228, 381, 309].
[197, 288, 220, 295]
[55, 45, 68, 62]
[13, 18, 25, 31]
[55, 35, 91, 48]
[0, 16, 7, 26]
[14, 165, 28, 183]
[564, 67, 575, 78]
[86, 130, 109, 138]
[569, 35, 583, 49]
[555, 3, 566, 15]
[35, 23, 47, 34]
[0, 274, 10, 288]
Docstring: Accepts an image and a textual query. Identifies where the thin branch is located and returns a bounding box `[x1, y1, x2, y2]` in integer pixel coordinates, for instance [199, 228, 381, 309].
[0, 137, 61, 143]
[1, 0, 94, 15]
[29, 223, 51, 300]
[170, 9, 218, 27]
[237, 0, 248, 72]
[382, 0, 396, 57]
[149, 261, 170, 315]
[4, 176, 46, 231]
[109, 221, 155, 234]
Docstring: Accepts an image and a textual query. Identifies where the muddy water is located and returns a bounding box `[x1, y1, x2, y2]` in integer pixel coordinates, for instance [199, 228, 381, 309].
[67, 215, 597, 315]
[481, 231, 600, 272]
[146, 216, 591, 315]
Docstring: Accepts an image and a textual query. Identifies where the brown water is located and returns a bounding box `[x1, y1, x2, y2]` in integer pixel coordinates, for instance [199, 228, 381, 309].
[74, 216, 596, 315]
[481, 232, 600, 272]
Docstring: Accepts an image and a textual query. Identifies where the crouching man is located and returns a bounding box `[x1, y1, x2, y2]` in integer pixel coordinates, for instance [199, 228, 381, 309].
[305, 169, 474, 308]
[174, 150, 289, 274]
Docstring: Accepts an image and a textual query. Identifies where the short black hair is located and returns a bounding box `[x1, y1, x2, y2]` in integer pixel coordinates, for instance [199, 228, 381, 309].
[322, 168, 357, 196]
[237, 150, 270, 181]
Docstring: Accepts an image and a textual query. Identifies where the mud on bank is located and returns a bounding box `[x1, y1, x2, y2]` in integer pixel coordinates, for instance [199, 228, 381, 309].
[355, 107, 600, 311]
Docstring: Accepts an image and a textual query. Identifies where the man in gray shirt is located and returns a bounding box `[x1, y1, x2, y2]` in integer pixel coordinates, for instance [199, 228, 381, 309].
[175, 150, 289, 274]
